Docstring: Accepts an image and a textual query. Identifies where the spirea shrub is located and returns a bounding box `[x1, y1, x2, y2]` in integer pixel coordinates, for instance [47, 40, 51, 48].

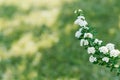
[74, 9, 120, 75]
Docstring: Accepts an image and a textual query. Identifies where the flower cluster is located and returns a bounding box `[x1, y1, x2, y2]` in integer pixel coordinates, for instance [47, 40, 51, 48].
[74, 9, 120, 75]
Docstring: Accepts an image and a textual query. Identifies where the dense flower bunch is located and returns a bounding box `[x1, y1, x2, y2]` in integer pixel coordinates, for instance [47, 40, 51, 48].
[74, 9, 120, 75]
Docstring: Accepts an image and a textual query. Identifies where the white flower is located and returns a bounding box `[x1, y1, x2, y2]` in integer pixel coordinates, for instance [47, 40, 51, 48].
[94, 39, 103, 45]
[75, 31, 82, 38]
[74, 9, 82, 13]
[106, 43, 115, 51]
[79, 27, 89, 32]
[102, 57, 109, 63]
[83, 26, 89, 30]
[80, 39, 89, 46]
[79, 28, 83, 33]
[74, 10, 77, 14]
[78, 9, 82, 12]
[74, 16, 88, 27]
[114, 64, 119, 68]
[99, 46, 108, 54]
[110, 49, 120, 57]
[78, 16, 85, 20]
[87, 47, 96, 54]
[89, 55, 97, 63]
[84, 33, 93, 38]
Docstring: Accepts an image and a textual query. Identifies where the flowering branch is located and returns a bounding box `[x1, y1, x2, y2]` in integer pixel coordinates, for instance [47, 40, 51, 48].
[74, 9, 120, 75]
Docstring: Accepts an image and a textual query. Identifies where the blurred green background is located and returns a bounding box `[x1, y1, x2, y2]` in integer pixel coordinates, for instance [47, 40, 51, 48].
[0, 0, 120, 80]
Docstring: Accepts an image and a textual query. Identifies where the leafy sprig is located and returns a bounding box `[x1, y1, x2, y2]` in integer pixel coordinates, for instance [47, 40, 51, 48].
[74, 9, 120, 76]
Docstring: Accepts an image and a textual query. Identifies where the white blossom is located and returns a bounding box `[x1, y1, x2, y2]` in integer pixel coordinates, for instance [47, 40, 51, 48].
[79, 28, 83, 32]
[94, 39, 103, 45]
[83, 26, 89, 30]
[114, 64, 119, 68]
[74, 9, 82, 13]
[74, 11, 120, 74]
[74, 10, 77, 14]
[87, 47, 96, 54]
[84, 33, 93, 38]
[75, 31, 82, 38]
[78, 9, 82, 12]
[74, 16, 88, 27]
[102, 57, 109, 63]
[110, 49, 120, 57]
[99, 46, 108, 54]
[106, 43, 115, 51]
[89, 55, 97, 63]
[80, 39, 89, 46]
[78, 16, 85, 20]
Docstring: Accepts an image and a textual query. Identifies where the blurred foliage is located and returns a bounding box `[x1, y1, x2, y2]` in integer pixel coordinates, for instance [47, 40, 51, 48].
[0, 0, 120, 80]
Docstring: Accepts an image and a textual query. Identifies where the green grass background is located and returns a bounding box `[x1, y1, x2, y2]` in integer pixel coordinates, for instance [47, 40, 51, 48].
[0, 0, 120, 80]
